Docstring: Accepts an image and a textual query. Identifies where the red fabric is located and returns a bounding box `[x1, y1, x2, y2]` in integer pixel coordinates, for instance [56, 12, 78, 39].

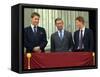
[24, 52, 93, 70]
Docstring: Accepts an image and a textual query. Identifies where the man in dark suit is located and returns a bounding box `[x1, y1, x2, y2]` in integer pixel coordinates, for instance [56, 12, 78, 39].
[24, 12, 47, 53]
[74, 16, 94, 51]
[51, 18, 73, 52]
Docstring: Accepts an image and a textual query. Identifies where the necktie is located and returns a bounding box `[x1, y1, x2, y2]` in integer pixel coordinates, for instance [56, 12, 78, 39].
[79, 30, 83, 49]
[33, 26, 38, 43]
[34, 26, 37, 33]
[59, 30, 63, 40]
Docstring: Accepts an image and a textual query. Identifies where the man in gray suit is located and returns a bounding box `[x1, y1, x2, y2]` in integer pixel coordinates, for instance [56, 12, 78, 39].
[51, 18, 73, 52]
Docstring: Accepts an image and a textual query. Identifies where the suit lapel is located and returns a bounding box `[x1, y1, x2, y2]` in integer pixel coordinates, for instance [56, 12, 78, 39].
[55, 32, 60, 40]
[29, 26, 34, 36]
[82, 28, 87, 41]
[37, 27, 43, 37]
[55, 32, 63, 45]
[36, 27, 39, 34]
[76, 30, 79, 45]
[62, 30, 66, 42]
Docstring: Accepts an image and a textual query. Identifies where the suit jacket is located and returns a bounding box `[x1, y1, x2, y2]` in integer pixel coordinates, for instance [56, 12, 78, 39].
[74, 28, 94, 51]
[24, 26, 47, 52]
[51, 30, 74, 52]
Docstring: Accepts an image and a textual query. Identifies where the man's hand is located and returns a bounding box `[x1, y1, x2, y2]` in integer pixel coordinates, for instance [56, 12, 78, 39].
[33, 46, 41, 53]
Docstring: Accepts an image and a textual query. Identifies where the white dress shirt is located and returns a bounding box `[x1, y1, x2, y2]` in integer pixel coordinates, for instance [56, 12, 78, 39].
[31, 24, 37, 32]
[58, 29, 64, 39]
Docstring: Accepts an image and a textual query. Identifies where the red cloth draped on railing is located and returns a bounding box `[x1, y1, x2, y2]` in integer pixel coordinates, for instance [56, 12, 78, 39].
[24, 52, 94, 70]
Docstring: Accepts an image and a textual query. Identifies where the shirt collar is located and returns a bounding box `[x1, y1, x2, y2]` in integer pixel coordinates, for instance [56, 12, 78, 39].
[58, 29, 64, 33]
[31, 24, 37, 28]
[80, 26, 85, 31]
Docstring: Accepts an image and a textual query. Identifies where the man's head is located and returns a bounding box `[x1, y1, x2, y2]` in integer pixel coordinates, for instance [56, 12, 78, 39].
[31, 12, 40, 26]
[75, 16, 85, 29]
[55, 18, 64, 30]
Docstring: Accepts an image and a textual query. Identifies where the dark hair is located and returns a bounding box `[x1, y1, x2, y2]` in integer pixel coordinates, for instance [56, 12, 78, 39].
[75, 16, 85, 24]
[31, 12, 40, 18]
[55, 18, 63, 23]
